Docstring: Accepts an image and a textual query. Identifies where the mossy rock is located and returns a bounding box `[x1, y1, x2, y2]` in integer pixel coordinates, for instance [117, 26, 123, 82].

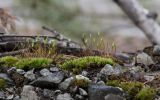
[0, 56, 18, 67]
[135, 86, 156, 100]
[61, 56, 114, 73]
[0, 78, 6, 89]
[14, 58, 53, 70]
[107, 80, 156, 100]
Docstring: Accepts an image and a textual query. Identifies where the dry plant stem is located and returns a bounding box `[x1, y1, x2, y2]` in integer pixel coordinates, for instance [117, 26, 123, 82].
[114, 0, 160, 45]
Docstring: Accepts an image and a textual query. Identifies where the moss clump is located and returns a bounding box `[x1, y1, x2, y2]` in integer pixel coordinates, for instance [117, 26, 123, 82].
[72, 75, 91, 88]
[135, 87, 156, 100]
[61, 56, 114, 73]
[0, 78, 6, 89]
[107, 80, 156, 100]
[14, 58, 52, 70]
[0, 56, 18, 67]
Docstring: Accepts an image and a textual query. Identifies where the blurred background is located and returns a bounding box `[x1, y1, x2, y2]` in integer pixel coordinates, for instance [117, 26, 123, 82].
[1, 0, 159, 52]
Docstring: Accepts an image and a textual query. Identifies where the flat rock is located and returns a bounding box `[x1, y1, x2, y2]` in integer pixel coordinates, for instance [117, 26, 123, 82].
[30, 71, 64, 88]
[88, 84, 123, 100]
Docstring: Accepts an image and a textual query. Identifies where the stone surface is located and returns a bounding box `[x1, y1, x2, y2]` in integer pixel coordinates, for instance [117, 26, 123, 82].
[0, 91, 5, 99]
[40, 68, 51, 76]
[21, 85, 39, 100]
[50, 67, 59, 72]
[0, 73, 13, 83]
[88, 84, 123, 100]
[59, 77, 75, 90]
[43, 89, 55, 99]
[79, 88, 88, 96]
[16, 69, 25, 75]
[136, 52, 154, 66]
[153, 45, 160, 56]
[104, 94, 126, 100]
[24, 69, 36, 81]
[30, 71, 64, 88]
[56, 93, 74, 100]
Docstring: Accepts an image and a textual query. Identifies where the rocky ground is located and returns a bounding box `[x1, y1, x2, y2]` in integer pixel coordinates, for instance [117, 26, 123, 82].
[0, 44, 160, 100]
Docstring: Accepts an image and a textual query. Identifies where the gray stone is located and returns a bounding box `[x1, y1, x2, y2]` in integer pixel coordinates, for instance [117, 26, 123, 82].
[21, 85, 39, 100]
[40, 68, 51, 76]
[75, 94, 84, 100]
[0, 91, 5, 99]
[88, 84, 123, 100]
[79, 88, 88, 96]
[0, 73, 13, 83]
[100, 64, 122, 77]
[30, 71, 64, 88]
[153, 45, 160, 56]
[136, 52, 154, 66]
[75, 75, 91, 83]
[24, 69, 36, 81]
[7, 67, 16, 75]
[59, 77, 75, 90]
[16, 69, 25, 75]
[114, 53, 132, 64]
[97, 81, 106, 85]
[81, 71, 88, 77]
[43, 89, 55, 99]
[100, 64, 114, 76]
[104, 94, 126, 100]
[50, 67, 59, 72]
[56, 93, 74, 100]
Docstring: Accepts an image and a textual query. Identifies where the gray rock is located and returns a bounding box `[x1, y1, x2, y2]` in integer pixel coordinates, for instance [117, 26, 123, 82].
[59, 77, 75, 90]
[43, 89, 55, 99]
[16, 69, 25, 75]
[100, 64, 114, 76]
[30, 71, 64, 88]
[97, 81, 106, 85]
[6, 94, 14, 100]
[75, 75, 91, 83]
[153, 45, 160, 56]
[50, 67, 59, 72]
[81, 71, 88, 77]
[88, 84, 123, 100]
[75, 94, 84, 100]
[57, 93, 74, 100]
[100, 64, 122, 77]
[21, 85, 39, 100]
[136, 52, 154, 66]
[24, 69, 36, 81]
[0, 91, 5, 99]
[40, 68, 51, 76]
[0, 73, 13, 83]
[114, 53, 132, 64]
[13, 96, 20, 100]
[144, 75, 155, 82]
[104, 94, 126, 100]
[79, 88, 88, 96]
[7, 67, 16, 75]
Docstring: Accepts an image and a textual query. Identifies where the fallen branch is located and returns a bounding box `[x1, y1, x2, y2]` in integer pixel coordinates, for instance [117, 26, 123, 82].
[0, 48, 28, 57]
[114, 0, 160, 45]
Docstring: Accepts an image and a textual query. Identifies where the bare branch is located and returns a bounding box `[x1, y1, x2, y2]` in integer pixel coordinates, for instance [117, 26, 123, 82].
[114, 0, 160, 45]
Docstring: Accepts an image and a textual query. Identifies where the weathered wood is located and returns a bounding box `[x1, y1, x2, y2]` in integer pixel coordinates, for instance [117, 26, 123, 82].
[114, 0, 160, 45]
[0, 48, 28, 57]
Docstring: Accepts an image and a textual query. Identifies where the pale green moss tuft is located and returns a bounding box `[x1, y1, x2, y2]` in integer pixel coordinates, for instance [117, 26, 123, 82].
[14, 58, 52, 70]
[107, 80, 156, 100]
[61, 56, 114, 73]
[0, 78, 6, 89]
[0, 56, 18, 67]
[135, 86, 156, 100]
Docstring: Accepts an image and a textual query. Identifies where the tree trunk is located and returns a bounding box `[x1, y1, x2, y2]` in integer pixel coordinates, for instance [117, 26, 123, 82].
[114, 0, 160, 45]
